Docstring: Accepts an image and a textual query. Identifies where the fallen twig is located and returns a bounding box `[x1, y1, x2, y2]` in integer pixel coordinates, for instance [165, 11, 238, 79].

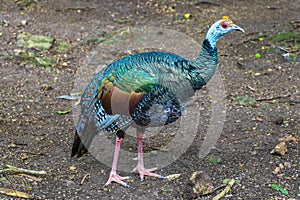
[212, 179, 236, 200]
[18, 173, 43, 182]
[246, 85, 256, 92]
[277, 46, 289, 53]
[0, 164, 46, 175]
[194, 1, 221, 6]
[213, 184, 227, 192]
[80, 173, 90, 185]
[0, 187, 32, 199]
[256, 94, 291, 101]
[279, 99, 300, 104]
[15, 150, 46, 156]
[65, 6, 94, 11]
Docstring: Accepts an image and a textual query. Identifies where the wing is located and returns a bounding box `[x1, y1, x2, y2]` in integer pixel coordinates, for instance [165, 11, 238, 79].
[100, 52, 195, 126]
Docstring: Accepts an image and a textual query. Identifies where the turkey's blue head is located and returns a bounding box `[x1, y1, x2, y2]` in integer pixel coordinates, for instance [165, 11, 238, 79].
[206, 16, 245, 47]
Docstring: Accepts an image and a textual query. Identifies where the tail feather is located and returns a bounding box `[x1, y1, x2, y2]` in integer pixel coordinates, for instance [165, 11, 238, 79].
[71, 130, 88, 157]
[71, 118, 98, 157]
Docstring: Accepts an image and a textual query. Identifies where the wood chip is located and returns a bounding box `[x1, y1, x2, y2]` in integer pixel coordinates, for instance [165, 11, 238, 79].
[165, 173, 181, 180]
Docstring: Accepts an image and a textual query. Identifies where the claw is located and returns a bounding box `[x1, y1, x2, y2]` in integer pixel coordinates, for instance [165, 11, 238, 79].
[131, 164, 164, 181]
[104, 171, 131, 187]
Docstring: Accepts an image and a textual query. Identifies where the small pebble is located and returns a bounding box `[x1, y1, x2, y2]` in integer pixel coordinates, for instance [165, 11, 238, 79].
[284, 162, 291, 168]
[279, 163, 284, 169]
[273, 166, 281, 174]
[21, 20, 27, 25]
[270, 141, 287, 156]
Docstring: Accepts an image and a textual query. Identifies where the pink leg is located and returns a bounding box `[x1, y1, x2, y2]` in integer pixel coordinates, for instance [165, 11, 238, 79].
[131, 131, 164, 181]
[104, 137, 131, 187]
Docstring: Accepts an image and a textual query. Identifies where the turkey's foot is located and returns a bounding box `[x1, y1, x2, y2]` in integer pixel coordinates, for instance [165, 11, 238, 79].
[104, 171, 131, 187]
[131, 164, 164, 181]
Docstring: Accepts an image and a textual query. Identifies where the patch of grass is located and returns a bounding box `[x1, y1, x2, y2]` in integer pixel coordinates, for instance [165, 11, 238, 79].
[16, 0, 36, 7]
[87, 37, 105, 44]
[14, 49, 57, 70]
[261, 103, 269, 110]
[293, 43, 300, 51]
[205, 156, 222, 164]
[235, 97, 256, 106]
[270, 183, 288, 195]
[17, 33, 54, 50]
[87, 32, 108, 44]
[53, 41, 72, 53]
[271, 32, 300, 42]
[114, 19, 131, 24]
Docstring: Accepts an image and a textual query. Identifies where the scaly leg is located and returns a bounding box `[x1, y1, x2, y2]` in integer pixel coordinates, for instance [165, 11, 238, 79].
[131, 130, 164, 181]
[104, 137, 131, 187]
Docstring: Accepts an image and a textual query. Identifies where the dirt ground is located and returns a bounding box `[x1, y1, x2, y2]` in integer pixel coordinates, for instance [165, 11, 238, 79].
[0, 0, 299, 199]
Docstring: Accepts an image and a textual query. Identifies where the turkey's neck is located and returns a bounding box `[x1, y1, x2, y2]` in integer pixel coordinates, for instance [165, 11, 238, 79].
[188, 39, 218, 85]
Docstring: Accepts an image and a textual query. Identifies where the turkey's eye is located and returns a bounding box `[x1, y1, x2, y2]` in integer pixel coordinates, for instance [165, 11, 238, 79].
[221, 22, 229, 29]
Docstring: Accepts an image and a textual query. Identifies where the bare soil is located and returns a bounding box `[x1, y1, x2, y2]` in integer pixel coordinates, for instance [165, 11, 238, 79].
[0, 0, 299, 199]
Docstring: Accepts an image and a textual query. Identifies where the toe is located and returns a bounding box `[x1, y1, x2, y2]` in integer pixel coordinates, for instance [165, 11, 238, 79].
[104, 173, 131, 187]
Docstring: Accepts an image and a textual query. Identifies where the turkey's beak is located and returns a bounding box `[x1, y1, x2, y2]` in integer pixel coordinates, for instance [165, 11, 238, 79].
[232, 24, 245, 33]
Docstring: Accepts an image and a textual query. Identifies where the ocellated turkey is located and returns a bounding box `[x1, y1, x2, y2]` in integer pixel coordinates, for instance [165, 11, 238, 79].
[71, 16, 244, 187]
